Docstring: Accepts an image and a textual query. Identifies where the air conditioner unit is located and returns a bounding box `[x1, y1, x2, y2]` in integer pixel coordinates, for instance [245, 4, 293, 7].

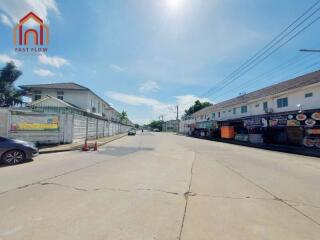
[264, 108, 273, 113]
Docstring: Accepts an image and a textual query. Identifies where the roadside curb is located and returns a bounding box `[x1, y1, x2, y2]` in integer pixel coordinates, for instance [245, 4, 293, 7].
[39, 134, 127, 154]
[186, 135, 320, 158]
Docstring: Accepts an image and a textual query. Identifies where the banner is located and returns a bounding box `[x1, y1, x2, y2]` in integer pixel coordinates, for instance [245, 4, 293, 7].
[10, 112, 59, 131]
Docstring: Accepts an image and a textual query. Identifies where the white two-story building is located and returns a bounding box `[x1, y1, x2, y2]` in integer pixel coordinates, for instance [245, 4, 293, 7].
[20, 82, 121, 122]
[193, 70, 320, 124]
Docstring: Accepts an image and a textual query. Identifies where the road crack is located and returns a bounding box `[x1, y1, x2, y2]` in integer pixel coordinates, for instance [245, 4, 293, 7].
[215, 159, 320, 227]
[178, 151, 197, 240]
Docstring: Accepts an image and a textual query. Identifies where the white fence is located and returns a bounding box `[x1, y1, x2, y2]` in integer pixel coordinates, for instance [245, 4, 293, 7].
[0, 109, 132, 144]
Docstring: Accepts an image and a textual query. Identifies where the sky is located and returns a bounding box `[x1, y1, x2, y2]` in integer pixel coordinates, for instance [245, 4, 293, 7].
[0, 0, 319, 124]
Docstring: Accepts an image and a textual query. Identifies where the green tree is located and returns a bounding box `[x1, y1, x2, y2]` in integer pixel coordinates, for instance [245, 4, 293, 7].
[0, 62, 24, 107]
[119, 110, 128, 121]
[148, 120, 163, 131]
[184, 100, 212, 117]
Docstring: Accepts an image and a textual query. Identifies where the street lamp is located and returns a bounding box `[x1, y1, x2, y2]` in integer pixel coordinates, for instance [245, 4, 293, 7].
[297, 104, 303, 113]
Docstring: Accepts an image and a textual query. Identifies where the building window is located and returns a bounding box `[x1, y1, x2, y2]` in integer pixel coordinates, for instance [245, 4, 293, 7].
[98, 102, 101, 113]
[241, 106, 247, 113]
[277, 97, 288, 108]
[57, 91, 64, 100]
[255, 104, 259, 108]
[263, 101, 268, 111]
[218, 112, 220, 118]
[233, 108, 236, 114]
[34, 90, 41, 101]
[305, 92, 313, 98]
[212, 113, 216, 119]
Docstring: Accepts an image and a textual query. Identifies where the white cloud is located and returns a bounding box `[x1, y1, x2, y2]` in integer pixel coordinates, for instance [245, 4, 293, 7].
[33, 68, 55, 77]
[106, 91, 212, 122]
[38, 54, 69, 68]
[175, 94, 212, 116]
[108, 64, 125, 72]
[0, 54, 22, 67]
[106, 92, 162, 107]
[0, 13, 13, 27]
[139, 80, 160, 92]
[0, 0, 59, 27]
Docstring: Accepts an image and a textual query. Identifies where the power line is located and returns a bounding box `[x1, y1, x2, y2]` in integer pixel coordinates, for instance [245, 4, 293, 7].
[204, 14, 320, 98]
[200, 0, 320, 98]
[212, 54, 320, 101]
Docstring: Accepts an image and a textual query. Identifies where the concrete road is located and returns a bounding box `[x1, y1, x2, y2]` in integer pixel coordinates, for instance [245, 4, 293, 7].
[0, 132, 319, 240]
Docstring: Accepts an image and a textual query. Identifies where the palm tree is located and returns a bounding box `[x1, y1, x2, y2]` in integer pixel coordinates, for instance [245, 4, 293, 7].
[0, 62, 24, 107]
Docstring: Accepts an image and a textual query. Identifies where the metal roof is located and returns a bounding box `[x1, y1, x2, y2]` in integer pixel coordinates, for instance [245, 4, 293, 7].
[20, 82, 89, 91]
[195, 70, 320, 115]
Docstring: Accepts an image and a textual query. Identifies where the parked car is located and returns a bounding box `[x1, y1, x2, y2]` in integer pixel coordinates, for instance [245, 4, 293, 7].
[128, 128, 136, 136]
[0, 137, 39, 165]
[153, 128, 160, 132]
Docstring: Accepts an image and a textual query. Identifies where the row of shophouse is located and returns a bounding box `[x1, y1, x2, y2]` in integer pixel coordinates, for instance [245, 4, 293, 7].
[180, 70, 320, 149]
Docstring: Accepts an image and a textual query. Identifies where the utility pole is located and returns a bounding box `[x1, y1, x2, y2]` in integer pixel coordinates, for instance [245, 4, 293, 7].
[176, 105, 180, 133]
[176, 105, 179, 121]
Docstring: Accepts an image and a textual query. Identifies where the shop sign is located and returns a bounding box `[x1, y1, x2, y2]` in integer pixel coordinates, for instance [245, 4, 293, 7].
[244, 117, 268, 127]
[287, 120, 301, 127]
[306, 128, 320, 134]
[311, 112, 320, 121]
[296, 114, 307, 121]
[10, 112, 59, 131]
[269, 116, 287, 127]
[305, 119, 316, 127]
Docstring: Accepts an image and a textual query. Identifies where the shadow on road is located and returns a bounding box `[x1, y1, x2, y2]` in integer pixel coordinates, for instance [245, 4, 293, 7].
[0, 159, 34, 168]
[98, 146, 154, 157]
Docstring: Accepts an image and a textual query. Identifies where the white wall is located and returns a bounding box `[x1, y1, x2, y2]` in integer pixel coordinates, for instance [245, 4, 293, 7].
[195, 84, 320, 123]
[31, 89, 113, 116]
[32, 89, 90, 111]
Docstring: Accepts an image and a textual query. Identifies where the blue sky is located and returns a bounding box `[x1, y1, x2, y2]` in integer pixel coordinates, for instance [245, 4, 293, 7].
[0, 0, 319, 124]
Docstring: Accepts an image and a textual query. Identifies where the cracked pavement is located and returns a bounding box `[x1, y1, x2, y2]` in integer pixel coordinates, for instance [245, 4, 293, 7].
[0, 132, 320, 239]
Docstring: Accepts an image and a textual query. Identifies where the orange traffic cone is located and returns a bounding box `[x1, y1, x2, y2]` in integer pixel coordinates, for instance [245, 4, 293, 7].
[82, 140, 89, 151]
[93, 141, 98, 151]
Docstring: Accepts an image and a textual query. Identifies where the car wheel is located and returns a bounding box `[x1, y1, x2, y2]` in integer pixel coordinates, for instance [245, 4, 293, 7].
[2, 150, 25, 165]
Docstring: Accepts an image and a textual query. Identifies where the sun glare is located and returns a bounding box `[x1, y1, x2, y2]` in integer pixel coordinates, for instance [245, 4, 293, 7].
[167, 0, 183, 10]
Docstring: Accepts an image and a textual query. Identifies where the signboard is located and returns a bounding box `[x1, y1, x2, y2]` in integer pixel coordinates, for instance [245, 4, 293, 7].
[10, 112, 59, 131]
[269, 116, 287, 127]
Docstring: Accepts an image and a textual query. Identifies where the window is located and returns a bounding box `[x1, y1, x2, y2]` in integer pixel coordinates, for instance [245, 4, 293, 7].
[241, 106, 247, 113]
[233, 108, 236, 114]
[34, 90, 41, 101]
[98, 102, 101, 113]
[255, 104, 259, 108]
[34, 95, 41, 101]
[57, 91, 64, 100]
[277, 97, 288, 108]
[218, 112, 220, 118]
[305, 92, 313, 98]
[263, 101, 268, 111]
[212, 113, 216, 119]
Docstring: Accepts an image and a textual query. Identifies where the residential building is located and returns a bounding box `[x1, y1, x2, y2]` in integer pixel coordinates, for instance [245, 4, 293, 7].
[20, 82, 112, 118]
[193, 70, 320, 124]
[162, 120, 180, 132]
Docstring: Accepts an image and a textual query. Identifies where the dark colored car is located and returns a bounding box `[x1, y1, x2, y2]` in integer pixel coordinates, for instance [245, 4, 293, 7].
[0, 137, 39, 165]
[128, 128, 136, 136]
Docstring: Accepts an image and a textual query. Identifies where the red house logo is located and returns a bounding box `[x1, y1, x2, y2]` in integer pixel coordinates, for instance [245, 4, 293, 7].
[13, 12, 49, 46]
